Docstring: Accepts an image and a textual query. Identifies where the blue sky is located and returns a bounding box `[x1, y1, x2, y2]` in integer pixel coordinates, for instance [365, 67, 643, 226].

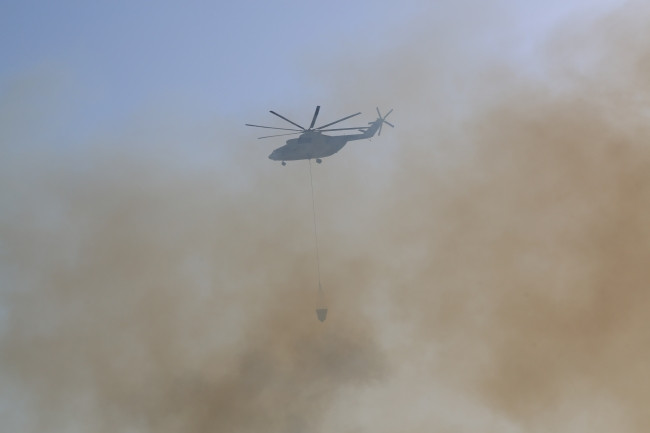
[1, 1, 434, 127]
[1, 0, 624, 133]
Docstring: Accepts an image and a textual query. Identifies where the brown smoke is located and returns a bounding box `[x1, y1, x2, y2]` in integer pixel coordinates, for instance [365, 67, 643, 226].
[2, 2, 650, 432]
[329, 2, 650, 431]
[0, 124, 386, 433]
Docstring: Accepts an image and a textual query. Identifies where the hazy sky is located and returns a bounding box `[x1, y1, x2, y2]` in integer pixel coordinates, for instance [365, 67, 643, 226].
[1, 1, 623, 120]
[2, 1, 649, 433]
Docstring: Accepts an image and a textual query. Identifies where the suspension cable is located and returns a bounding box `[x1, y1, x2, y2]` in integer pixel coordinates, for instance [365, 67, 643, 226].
[308, 159, 322, 293]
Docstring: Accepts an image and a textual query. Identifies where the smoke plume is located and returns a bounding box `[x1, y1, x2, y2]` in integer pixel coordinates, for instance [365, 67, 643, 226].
[2, 2, 650, 432]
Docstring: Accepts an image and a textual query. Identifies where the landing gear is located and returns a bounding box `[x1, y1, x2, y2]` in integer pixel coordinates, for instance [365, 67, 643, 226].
[316, 158, 322, 164]
[281, 161, 286, 166]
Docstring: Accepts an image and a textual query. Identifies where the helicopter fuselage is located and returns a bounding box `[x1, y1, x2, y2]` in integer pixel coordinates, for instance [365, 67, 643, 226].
[268, 121, 381, 162]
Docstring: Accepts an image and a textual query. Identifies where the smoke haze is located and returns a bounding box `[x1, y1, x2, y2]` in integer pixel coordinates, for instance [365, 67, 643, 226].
[2, 2, 650, 432]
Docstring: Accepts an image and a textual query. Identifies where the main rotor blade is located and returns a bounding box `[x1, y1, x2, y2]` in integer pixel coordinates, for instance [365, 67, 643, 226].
[269, 110, 305, 130]
[258, 132, 302, 139]
[384, 108, 393, 117]
[315, 112, 361, 130]
[318, 126, 369, 132]
[384, 120, 395, 128]
[309, 106, 320, 129]
[376, 107, 382, 118]
[246, 123, 302, 131]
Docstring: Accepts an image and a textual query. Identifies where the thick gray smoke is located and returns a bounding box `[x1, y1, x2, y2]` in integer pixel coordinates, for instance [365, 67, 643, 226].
[2, 2, 650, 432]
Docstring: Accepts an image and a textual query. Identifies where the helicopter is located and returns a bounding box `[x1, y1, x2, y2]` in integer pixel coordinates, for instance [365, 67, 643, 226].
[246, 106, 393, 165]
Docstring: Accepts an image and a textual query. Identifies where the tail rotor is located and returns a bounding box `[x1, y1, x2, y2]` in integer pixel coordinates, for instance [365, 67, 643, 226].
[375, 107, 394, 136]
